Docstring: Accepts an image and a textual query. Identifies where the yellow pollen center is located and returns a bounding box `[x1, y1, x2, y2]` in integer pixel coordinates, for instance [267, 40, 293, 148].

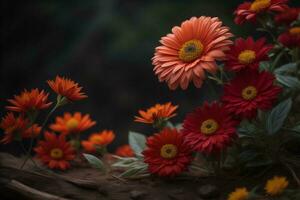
[242, 86, 257, 100]
[160, 144, 178, 159]
[200, 119, 219, 135]
[289, 27, 300, 35]
[179, 39, 203, 62]
[50, 148, 63, 159]
[250, 0, 271, 12]
[238, 50, 256, 64]
[91, 136, 102, 144]
[66, 118, 79, 131]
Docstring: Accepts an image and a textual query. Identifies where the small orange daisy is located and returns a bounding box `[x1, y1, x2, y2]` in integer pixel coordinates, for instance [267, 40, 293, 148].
[115, 145, 135, 157]
[34, 131, 75, 170]
[134, 102, 178, 124]
[81, 130, 115, 152]
[0, 113, 41, 144]
[47, 76, 87, 101]
[6, 89, 52, 113]
[49, 112, 96, 135]
[153, 16, 233, 90]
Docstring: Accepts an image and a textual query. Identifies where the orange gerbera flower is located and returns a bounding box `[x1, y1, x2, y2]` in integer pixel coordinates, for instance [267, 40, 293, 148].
[0, 113, 41, 144]
[152, 16, 233, 90]
[49, 112, 96, 135]
[115, 145, 135, 157]
[47, 76, 87, 101]
[6, 89, 52, 113]
[135, 102, 178, 124]
[34, 132, 75, 170]
[81, 130, 115, 152]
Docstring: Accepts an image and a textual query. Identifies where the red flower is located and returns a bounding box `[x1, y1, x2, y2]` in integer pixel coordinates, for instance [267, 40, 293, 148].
[115, 145, 135, 157]
[34, 132, 75, 170]
[142, 128, 192, 176]
[0, 113, 41, 144]
[222, 69, 282, 119]
[182, 102, 237, 154]
[278, 27, 300, 48]
[234, 0, 288, 25]
[275, 7, 300, 25]
[6, 89, 52, 113]
[225, 37, 273, 72]
[81, 130, 115, 153]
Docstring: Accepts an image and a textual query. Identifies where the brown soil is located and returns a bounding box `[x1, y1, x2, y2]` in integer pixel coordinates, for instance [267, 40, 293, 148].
[0, 153, 298, 200]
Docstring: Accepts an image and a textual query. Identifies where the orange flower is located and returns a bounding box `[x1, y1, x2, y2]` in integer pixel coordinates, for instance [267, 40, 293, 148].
[34, 132, 75, 170]
[152, 16, 233, 90]
[135, 102, 178, 124]
[49, 112, 96, 135]
[0, 113, 41, 144]
[6, 89, 52, 113]
[81, 130, 115, 152]
[47, 76, 87, 101]
[115, 145, 135, 157]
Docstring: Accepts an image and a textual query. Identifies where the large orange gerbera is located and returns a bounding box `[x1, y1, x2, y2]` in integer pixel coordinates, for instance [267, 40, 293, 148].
[34, 132, 75, 170]
[0, 113, 41, 144]
[49, 112, 96, 135]
[47, 76, 87, 102]
[115, 145, 135, 157]
[152, 16, 233, 90]
[134, 102, 178, 124]
[81, 130, 115, 152]
[234, 0, 288, 25]
[6, 89, 52, 113]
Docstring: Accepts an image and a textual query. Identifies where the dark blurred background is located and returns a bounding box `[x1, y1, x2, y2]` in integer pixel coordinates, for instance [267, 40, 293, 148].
[1, 0, 299, 152]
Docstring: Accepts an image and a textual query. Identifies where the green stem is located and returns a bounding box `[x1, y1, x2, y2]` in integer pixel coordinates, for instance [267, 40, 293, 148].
[270, 48, 285, 71]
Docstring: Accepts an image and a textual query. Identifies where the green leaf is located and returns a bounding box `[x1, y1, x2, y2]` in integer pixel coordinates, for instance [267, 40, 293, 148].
[266, 98, 292, 135]
[274, 62, 297, 74]
[259, 61, 271, 71]
[239, 149, 258, 163]
[291, 124, 300, 133]
[83, 153, 106, 171]
[276, 74, 300, 89]
[166, 121, 174, 128]
[238, 120, 257, 138]
[128, 131, 146, 156]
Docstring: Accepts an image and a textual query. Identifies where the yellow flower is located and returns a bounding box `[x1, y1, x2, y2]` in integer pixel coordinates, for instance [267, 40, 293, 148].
[228, 187, 249, 200]
[265, 176, 288, 196]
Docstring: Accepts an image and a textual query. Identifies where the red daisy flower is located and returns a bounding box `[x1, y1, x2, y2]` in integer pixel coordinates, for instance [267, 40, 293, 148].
[6, 89, 52, 113]
[222, 69, 282, 119]
[275, 7, 300, 25]
[278, 27, 300, 48]
[225, 37, 273, 72]
[182, 102, 237, 154]
[115, 145, 135, 157]
[34, 132, 75, 170]
[0, 113, 41, 144]
[234, 0, 288, 25]
[142, 128, 192, 177]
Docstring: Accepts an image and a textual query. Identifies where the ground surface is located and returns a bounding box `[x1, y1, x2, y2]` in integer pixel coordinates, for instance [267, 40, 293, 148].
[0, 153, 298, 200]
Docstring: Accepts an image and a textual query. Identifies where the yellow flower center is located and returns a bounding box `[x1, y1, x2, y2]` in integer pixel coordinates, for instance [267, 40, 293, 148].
[289, 27, 300, 35]
[50, 148, 63, 159]
[242, 86, 257, 100]
[66, 118, 79, 131]
[200, 119, 219, 135]
[250, 0, 271, 12]
[179, 39, 203, 62]
[238, 50, 256, 64]
[160, 144, 178, 159]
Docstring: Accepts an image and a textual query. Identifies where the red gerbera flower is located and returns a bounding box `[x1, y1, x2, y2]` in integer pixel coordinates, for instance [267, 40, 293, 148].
[142, 128, 192, 177]
[275, 7, 300, 25]
[34, 132, 75, 170]
[182, 102, 237, 154]
[115, 145, 135, 157]
[47, 76, 87, 102]
[278, 27, 300, 48]
[234, 0, 288, 25]
[0, 113, 41, 144]
[6, 89, 52, 113]
[222, 69, 282, 119]
[225, 37, 273, 72]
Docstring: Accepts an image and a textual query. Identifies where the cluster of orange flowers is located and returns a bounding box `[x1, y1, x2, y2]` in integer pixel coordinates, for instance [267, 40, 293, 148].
[0, 76, 134, 170]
